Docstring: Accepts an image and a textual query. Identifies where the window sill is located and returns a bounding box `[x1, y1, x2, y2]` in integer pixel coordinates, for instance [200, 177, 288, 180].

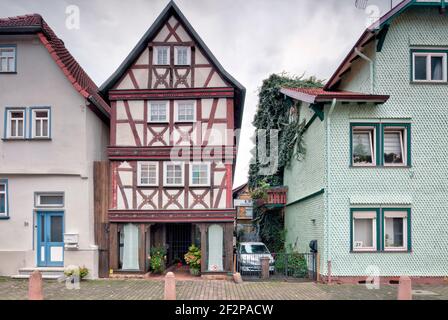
[189, 185, 211, 188]
[175, 121, 196, 124]
[2, 138, 52, 142]
[410, 81, 448, 85]
[350, 250, 411, 253]
[137, 185, 158, 188]
[147, 121, 169, 124]
[0, 72, 17, 74]
[0, 216, 10, 220]
[349, 165, 411, 169]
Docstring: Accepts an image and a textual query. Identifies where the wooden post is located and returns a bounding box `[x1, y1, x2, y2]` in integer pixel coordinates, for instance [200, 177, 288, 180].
[139, 224, 146, 272]
[94, 161, 110, 278]
[109, 223, 119, 271]
[198, 224, 208, 273]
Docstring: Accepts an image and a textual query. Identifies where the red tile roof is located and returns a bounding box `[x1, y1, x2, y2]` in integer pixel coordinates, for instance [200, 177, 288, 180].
[280, 87, 389, 103]
[0, 14, 110, 117]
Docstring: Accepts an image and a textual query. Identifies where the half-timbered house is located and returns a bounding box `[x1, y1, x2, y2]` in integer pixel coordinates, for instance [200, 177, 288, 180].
[100, 2, 245, 276]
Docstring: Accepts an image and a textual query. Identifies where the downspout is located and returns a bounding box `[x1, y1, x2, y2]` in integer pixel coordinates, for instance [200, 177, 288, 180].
[325, 98, 337, 283]
[354, 47, 374, 94]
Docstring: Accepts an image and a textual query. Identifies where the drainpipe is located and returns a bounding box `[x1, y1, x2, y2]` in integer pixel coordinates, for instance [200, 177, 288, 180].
[325, 98, 337, 284]
[354, 47, 374, 94]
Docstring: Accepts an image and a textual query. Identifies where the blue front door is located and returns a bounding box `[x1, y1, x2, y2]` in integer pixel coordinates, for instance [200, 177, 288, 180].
[37, 212, 64, 267]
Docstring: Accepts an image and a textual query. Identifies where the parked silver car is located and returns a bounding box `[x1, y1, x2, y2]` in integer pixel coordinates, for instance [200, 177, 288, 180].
[237, 242, 275, 273]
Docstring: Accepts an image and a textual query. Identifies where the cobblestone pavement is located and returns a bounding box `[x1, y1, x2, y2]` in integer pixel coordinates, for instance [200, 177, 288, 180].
[0, 277, 447, 300]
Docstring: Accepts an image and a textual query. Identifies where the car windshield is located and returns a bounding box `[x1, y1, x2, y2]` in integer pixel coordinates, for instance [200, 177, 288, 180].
[241, 244, 270, 254]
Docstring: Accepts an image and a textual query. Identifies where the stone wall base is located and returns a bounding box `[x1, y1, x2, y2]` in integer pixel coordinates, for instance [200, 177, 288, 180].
[319, 275, 448, 285]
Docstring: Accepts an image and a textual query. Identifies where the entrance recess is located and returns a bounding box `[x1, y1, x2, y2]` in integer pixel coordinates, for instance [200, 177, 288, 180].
[37, 211, 64, 267]
[166, 223, 192, 266]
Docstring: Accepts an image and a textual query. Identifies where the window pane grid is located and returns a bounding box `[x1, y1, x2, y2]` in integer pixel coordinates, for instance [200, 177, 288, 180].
[352, 128, 375, 165]
[191, 163, 209, 185]
[0, 47, 15, 72]
[177, 102, 195, 121]
[157, 47, 169, 65]
[149, 103, 167, 122]
[8, 110, 24, 138]
[33, 110, 49, 138]
[139, 163, 157, 185]
[165, 164, 183, 185]
[0, 183, 6, 215]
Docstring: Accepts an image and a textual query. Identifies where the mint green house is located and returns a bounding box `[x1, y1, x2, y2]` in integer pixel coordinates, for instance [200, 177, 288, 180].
[281, 0, 448, 283]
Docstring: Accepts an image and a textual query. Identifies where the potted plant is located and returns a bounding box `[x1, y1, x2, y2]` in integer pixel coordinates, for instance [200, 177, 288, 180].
[64, 265, 89, 282]
[149, 245, 167, 274]
[184, 244, 201, 276]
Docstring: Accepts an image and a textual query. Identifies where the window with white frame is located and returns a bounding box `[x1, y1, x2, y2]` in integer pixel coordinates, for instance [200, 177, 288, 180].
[175, 101, 195, 122]
[351, 126, 376, 166]
[0, 180, 8, 217]
[0, 46, 16, 73]
[35, 193, 64, 208]
[32, 109, 50, 138]
[412, 52, 447, 82]
[383, 210, 408, 251]
[137, 162, 158, 186]
[164, 162, 184, 186]
[6, 109, 25, 138]
[383, 127, 407, 166]
[190, 162, 210, 186]
[148, 102, 168, 122]
[352, 210, 377, 251]
[175, 46, 190, 65]
[154, 46, 169, 65]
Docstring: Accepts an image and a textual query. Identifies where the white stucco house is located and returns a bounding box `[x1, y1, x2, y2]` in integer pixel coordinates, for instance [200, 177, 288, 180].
[0, 14, 110, 278]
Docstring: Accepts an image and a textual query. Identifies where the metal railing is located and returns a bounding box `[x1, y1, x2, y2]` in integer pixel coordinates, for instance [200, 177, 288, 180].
[236, 252, 317, 281]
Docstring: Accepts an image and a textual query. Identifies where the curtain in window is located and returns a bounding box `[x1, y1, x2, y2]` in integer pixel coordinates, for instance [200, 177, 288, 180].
[122, 223, 140, 270]
[431, 56, 443, 80]
[385, 218, 404, 247]
[353, 131, 373, 163]
[384, 131, 402, 163]
[354, 219, 373, 247]
[207, 224, 223, 271]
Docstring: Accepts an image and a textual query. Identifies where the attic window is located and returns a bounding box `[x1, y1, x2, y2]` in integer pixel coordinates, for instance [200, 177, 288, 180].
[154, 46, 169, 65]
[412, 51, 447, 82]
[0, 46, 16, 73]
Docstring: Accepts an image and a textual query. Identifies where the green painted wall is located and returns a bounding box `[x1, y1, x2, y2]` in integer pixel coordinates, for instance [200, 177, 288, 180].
[284, 6, 448, 277]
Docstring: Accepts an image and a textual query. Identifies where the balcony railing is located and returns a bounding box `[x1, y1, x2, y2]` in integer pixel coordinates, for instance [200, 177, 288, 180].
[254, 186, 288, 209]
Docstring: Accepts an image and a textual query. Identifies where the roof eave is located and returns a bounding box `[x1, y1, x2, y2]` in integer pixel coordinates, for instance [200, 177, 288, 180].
[0, 25, 42, 35]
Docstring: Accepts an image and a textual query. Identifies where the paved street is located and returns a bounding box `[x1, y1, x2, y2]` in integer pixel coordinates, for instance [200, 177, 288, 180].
[0, 277, 447, 300]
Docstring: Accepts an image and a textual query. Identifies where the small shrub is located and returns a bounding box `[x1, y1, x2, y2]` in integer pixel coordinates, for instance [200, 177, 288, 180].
[64, 265, 89, 279]
[150, 246, 167, 274]
[184, 244, 201, 274]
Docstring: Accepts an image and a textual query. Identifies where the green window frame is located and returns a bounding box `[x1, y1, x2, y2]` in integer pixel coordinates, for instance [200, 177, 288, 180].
[381, 123, 411, 167]
[381, 208, 412, 252]
[350, 123, 381, 166]
[350, 207, 412, 253]
[350, 122, 411, 167]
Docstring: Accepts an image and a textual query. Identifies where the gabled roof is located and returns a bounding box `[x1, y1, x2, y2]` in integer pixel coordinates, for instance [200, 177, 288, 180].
[233, 182, 248, 197]
[0, 14, 110, 120]
[325, 0, 444, 90]
[280, 87, 389, 104]
[99, 1, 246, 129]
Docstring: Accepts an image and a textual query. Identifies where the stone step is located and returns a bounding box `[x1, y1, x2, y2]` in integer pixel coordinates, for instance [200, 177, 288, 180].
[13, 267, 66, 279]
[11, 274, 63, 280]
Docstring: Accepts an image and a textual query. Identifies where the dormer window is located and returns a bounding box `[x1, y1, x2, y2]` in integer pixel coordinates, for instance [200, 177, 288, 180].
[412, 51, 447, 82]
[154, 46, 169, 65]
[175, 46, 190, 65]
[0, 46, 16, 73]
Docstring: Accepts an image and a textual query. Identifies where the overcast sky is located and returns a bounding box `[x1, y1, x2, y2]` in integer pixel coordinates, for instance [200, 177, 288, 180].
[1, 0, 399, 187]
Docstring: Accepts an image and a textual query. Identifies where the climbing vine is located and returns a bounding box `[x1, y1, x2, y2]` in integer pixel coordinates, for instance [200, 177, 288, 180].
[248, 73, 323, 252]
